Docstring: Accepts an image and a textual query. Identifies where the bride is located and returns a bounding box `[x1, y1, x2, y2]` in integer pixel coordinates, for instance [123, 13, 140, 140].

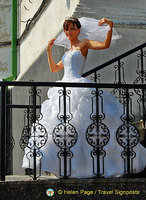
[22, 17, 146, 178]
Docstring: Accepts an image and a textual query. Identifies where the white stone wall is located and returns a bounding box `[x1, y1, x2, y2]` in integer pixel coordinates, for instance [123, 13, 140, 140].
[0, 0, 11, 79]
[19, 0, 79, 79]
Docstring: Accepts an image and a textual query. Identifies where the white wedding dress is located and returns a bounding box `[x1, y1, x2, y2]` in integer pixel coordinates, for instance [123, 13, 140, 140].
[22, 50, 146, 178]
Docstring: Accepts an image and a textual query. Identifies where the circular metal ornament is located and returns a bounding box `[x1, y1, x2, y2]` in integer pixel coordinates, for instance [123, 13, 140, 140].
[20, 122, 48, 150]
[86, 122, 110, 148]
[52, 122, 78, 149]
[116, 124, 140, 148]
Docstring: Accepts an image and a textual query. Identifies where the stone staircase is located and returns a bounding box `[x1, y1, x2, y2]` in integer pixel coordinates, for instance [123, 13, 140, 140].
[74, 0, 146, 26]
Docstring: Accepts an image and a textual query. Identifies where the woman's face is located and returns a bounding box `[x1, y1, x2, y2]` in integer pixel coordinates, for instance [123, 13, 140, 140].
[64, 22, 80, 40]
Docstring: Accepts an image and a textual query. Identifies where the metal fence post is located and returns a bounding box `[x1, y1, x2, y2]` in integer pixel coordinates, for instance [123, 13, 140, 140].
[63, 86, 67, 178]
[32, 86, 37, 180]
[0, 84, 6, 181]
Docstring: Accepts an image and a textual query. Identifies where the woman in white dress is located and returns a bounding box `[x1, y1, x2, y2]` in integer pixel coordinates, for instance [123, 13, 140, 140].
[22, 17, 146, 178]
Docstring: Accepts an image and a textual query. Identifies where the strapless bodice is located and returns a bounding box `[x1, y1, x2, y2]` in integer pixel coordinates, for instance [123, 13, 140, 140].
[62, 50, 86, 80]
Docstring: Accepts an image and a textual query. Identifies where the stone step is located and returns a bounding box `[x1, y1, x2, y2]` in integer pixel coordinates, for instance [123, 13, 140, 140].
[0, 176, 145, 200]
[75, 6, 146, 18]
[77, 2, 146, 12]
[79, 0, 146, 7]
[74, 12, 146, 26]
[74, 10, 145, 21]
[74, 0, 146, 26]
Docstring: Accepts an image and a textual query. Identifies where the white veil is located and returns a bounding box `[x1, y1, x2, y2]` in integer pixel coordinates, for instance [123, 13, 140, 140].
[54, 17, 122, 49]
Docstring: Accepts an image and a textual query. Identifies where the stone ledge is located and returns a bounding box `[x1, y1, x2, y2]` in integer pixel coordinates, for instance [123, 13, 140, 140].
[0, 175, 145, 184]
[0, 177, 145, 200]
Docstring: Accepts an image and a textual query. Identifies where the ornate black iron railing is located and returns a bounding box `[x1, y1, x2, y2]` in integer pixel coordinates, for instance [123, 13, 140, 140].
[0, 43, 145, 181]
[82, 43, 146, 84]
[0, 81, 145, 181]
[83, 42, 146, 144]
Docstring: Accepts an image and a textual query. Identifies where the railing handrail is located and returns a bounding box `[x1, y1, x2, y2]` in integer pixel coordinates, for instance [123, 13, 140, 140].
[0, 81, 146, 89]
[82, 42, 146, 77]
[0, 77, 146, 181]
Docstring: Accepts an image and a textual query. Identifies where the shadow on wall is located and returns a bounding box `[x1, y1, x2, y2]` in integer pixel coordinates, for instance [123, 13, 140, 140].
[66, 0, 70, 9]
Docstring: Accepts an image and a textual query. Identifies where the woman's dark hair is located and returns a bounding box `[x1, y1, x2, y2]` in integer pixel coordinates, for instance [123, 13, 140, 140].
[63, 17, 81, 31]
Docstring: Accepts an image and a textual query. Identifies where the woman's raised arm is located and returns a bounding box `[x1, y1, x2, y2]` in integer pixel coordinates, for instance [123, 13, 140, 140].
[47, 39, 64, 72]
[85, 18, 113, 50]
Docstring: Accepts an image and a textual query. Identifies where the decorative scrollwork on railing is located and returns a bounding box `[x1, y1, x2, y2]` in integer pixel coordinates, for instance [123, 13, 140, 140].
[114, 61, 126, 84]
[121, 91, 135, 123]
[134, 50, 146, 86]
[52, 122, 77, 177]
[116, 124, 139, 148]
[52, 88, 78, 178]
[90, 90, 105, 121]
[111, 61, 126, 101]
[53, 123, 78, 149]
[86, 89, 110, 177]
[86, 122, 110, 147]
[57, 89, 73, 122]
[133, 50, 146, 120]
[134, 50, 146, 81]
[90, 72, 101, 83]
[116, 123, 140, 175]
[19, 87, 47, 179]
[120, 91, 135, 124]
[20, 121, 48, 150]
[20, 124, 31, 151]
[116, 88, 140, 175]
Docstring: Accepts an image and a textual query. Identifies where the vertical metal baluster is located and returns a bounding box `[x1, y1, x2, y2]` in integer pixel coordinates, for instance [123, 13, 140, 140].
[94, 72, 97, 83]
[142, 88, 146, 143]
[96, 87, 100, 177]
[118, 59, 122, 101]
[32, 86, 37, 180]
[118, 60, 121, 84]
[27, 107, 30, 136]
[140, 48, 144, 85]
[141, 48, 146, 125]
[63, 86, 67, 178]
[140, 48, 146, 145]
[0, 84, 6, 181]
[126, 88, 130, 175]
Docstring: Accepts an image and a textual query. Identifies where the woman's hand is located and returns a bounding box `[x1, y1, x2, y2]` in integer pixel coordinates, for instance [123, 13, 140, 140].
[98, 18, 113, 28]
[47, 38, 56, 51]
